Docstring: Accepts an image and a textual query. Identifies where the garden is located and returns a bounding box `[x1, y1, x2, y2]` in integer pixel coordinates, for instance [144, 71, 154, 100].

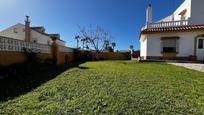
[0, 61, 204, 114]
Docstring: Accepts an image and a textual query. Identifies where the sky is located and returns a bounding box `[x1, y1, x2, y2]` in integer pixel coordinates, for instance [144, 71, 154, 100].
[0, 0, 184, 50]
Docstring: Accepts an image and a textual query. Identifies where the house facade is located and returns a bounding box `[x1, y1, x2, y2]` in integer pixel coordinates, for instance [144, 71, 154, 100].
[140, 0, 204, 61]
[0, 16, 66, 46]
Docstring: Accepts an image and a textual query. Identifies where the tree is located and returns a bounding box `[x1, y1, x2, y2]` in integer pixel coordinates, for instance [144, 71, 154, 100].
[77, 25, 113, 53]
[80, 37, 89, 50]
[111, 42, 116, 52]
[81, 38, 86, 49]
[108, 46, 114, 52]
[129, 45, 134, 58]
[75, 36, 80, 48]
[104, 40, 110, 50]
[129, 45, 134, 50]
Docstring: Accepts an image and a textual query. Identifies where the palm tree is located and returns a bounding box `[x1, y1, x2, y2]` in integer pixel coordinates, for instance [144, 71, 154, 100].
[75, 36, 80, 48]
[111, 42, 116, 51]
[129, 45, 134, 50]
[104, 40, 110, 50]
[84, 37, 90, 50]
[81, 38, 86, 49]
[129, 45, 134, 58]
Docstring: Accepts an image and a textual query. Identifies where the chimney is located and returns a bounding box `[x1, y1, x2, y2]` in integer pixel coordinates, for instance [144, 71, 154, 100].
[25, 16, 31, 42]
[146, 4, 152, 24]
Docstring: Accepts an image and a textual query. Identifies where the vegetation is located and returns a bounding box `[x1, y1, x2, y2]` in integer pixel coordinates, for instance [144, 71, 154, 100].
[75, 35, 80, 49]
[111, 42, 116, 51]
[0, 61, 82, 101]
[129, 45, 134, 58]
[76, 25, 115, 52]
[0, 61, 204, 114]
[129, 45, 134, 50]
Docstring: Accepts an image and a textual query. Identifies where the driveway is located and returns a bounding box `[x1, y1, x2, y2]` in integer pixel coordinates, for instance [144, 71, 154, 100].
[169, 63, 204, 72]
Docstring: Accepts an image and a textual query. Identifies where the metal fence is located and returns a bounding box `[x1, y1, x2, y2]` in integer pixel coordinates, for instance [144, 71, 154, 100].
[0, 36, 51, 53]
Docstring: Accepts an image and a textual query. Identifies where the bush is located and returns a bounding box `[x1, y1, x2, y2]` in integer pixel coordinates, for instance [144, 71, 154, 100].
[23, 47, 41, 64]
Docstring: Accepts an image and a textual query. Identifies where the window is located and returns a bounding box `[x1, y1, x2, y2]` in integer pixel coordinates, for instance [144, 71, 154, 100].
[198, 39, 203, 49]
[161, 38, 178, 53]
[33, 40, 37, 43]
[163, 47, 176, 52]
[31, 38, 38, 43]
[179, 9, 187, 20]
[13, 28, 18, 33]
[47, 40, 51, 45]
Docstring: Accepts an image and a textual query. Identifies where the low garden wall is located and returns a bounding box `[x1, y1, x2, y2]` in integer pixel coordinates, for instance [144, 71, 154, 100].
[76, 51, 130, 61]
[0, 36, 133, 66]
[57, 46, 75, 64]
[0, 36, 75, 66]
[0, 52, 27, 66]
[0, 51, 52, 66]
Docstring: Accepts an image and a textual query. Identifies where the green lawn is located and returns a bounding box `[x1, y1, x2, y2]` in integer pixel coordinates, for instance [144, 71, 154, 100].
[0, 61, 204, 114]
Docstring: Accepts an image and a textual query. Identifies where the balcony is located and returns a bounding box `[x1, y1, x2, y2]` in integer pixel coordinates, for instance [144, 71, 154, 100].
[143, 20, 189, 30]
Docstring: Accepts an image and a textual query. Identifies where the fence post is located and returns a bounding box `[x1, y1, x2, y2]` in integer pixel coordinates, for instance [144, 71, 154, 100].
[51, 40, 58, 65]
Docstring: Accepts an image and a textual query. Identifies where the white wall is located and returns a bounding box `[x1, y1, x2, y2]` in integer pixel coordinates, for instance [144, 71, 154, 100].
[146, 36, 162, 57]
[157, 15, 174, 22]
[153, 0, 204, 25]
[142, 31, 204, 57]
[173, 0, 191, 21]
[140, 35, 147, 59]
[158, 0, 191, 22]
[0, 23, 54, 45]
[0, 23, 25, 40]
[31, 30, 52, 45]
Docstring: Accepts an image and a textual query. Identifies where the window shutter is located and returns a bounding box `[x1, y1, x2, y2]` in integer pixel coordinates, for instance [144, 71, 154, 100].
[161, 37, 179, 52]
[176, 39, 179, 53]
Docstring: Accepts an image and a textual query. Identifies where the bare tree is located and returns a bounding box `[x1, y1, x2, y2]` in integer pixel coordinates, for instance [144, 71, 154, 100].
[77, 25, 113, 53]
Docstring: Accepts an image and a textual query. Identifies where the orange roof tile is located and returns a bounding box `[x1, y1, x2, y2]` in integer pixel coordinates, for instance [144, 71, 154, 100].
[141, 25, 204, 34]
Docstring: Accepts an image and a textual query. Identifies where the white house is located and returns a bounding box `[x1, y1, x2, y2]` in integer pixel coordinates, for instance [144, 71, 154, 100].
[140, 0, 204, 61]
[0, 16, 66, 46]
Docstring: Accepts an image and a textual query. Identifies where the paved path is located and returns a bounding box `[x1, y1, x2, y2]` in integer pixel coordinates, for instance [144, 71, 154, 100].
[169, 63, 204, 72]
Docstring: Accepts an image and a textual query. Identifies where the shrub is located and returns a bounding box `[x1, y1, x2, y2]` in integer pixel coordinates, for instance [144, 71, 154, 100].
[22, 47, 41, 64]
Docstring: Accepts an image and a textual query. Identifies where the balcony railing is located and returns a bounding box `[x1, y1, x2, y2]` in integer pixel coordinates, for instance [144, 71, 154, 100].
[0, 36, 51, 53]
[145, 20, 189, 29]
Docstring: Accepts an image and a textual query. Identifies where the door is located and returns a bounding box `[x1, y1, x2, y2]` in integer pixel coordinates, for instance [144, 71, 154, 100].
[197, 37, 204, 61]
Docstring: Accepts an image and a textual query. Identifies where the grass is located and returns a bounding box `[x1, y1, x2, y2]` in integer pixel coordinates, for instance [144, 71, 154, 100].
[0, 61, 204, 114]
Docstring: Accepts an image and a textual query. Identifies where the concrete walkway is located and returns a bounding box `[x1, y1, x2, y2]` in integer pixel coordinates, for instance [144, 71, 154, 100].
[169, 63, 204, 72]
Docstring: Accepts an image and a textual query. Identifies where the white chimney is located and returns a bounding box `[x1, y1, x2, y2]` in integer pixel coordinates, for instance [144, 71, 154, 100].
[146, 4, 152, 24]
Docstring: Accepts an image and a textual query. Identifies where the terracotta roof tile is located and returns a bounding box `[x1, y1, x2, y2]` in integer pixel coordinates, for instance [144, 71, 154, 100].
[141, 25, 204, 34]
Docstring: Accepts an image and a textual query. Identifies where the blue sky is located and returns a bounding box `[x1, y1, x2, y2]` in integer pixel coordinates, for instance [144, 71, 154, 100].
[0, 0, 184, 50]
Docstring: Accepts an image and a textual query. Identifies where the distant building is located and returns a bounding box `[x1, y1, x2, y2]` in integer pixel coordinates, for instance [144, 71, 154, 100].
[0, 16, 65, 46]
[140, 0, 204, 61]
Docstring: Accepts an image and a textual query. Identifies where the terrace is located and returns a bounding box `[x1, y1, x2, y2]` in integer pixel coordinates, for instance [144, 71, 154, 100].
[142, 19, 190, 30]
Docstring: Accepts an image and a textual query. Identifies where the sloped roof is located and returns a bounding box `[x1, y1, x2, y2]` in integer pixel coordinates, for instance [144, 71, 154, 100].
[31, 28, 48, 36]
[30, 26, 44, 29]
[0, 23, 66, 43]
[141, 25, 204, 34]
